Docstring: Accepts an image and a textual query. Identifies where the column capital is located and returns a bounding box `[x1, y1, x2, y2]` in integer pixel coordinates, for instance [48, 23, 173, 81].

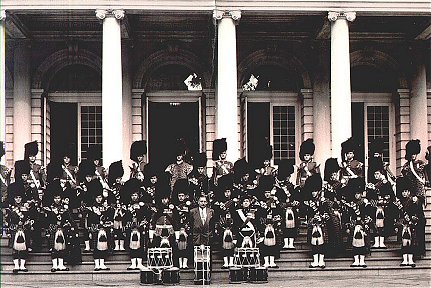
[328, 11, 356, 22]
[213, 10, 241, 24]
[95, 9, 125, 21]
[0, 10, 6, 21]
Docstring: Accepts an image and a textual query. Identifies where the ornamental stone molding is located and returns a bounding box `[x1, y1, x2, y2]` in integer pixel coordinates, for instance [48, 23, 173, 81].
[328, 11, 356, 22]
[213, 9, 241, 24]
[95, 9, 125, 21]
[0, 10, 6, 21]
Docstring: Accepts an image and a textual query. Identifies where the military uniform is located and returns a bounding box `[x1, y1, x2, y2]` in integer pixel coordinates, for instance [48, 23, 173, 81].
[212, 138, 234, 187]
[1, 141, 11, 208]
[340, 138, 364, 185]
[297, 139, 320, 188]
[130, 140, 147, 180]
[5, 183, 31, 273]
[401, 140, 426, 205]
[24, 141, 47, 190]
[45, 184, 76, 272]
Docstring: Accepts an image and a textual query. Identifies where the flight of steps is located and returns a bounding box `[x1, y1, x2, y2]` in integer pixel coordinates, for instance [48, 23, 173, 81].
[2, 190, 431, 284]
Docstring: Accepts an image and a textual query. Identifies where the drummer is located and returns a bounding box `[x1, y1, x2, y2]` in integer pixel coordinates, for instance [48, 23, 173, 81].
[233, 195, 259, 248]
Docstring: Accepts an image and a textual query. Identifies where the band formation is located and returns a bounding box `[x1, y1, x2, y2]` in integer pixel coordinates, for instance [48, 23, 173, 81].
[0, 136, 429, 280]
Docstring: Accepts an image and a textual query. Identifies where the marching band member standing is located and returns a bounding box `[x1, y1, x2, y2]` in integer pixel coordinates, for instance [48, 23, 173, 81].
[130, 140, 147, 181]
[401, 140, 426, 207]
[297, 139, 320, 188]
[6, 183, 31, 273]
[340, 138, 364, 185]
[212, 138, 234, 187]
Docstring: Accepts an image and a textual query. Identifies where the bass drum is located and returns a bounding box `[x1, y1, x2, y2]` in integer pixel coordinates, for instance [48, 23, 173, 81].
[229, 267, 246, 284]
[140, 267, 155, 285]
[249, 267, 268, 283]
[162, 267, 180, 285]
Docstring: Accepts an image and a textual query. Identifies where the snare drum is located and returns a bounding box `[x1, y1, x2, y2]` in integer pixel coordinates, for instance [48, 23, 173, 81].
[229, 267, 246, 283]
[147, 248, 173, 268]
[234, 248, 260, 267]
[162, 267, 180, 285]
[249, 267, 268, 283]
[140, 267, 155, 285]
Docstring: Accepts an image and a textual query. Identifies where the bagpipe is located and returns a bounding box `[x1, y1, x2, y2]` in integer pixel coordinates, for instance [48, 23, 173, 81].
[214, 197, 239, 211]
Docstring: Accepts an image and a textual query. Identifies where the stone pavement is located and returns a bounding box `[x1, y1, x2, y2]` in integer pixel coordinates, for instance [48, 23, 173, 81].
[2, 273, 430, 288]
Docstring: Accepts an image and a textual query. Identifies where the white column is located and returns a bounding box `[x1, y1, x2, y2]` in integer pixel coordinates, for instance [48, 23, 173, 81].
[313, 42, 331, 166]
[328, 11, 356, 160]
[410, 49, 428, 160]
[213, 10, 241, 162]
[96, 9, 124, 168]
[0, 10, 6, 164]
[13, 41, 32, 161]
[122, 43, 133, 179]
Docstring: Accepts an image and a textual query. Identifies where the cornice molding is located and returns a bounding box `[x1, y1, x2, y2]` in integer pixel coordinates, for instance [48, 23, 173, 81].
[213, 9, 241, 25]
[328, 11, 356, 22]
[95, 9, 125, 21]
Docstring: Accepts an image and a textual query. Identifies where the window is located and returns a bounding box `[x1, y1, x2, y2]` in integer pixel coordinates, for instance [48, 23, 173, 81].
[272, 106, 296, 164]
[80, 105, 102, 160]
[367, 106, 390, 163]
[245, 92, 298, 168]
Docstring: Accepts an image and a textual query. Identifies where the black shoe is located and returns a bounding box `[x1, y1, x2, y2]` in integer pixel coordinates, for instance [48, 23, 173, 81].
[350, 264, 358, 267]
[127, 267, 134, 270]
[360, 264, 367, 268]
[21, 268, 28, 272]
[13, 268, 19, 274]
[94, 267, 100, 271]
[410, 263, 416, 268]
[51, 268, 57, 272]
[319, 265, 326, 269]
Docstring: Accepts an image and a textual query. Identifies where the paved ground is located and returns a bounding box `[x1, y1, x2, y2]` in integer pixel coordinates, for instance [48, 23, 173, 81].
[2, 274, 430, 288]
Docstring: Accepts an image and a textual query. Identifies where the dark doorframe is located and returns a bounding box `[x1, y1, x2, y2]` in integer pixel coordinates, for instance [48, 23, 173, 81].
[50, 102, 78, 164]
[148, 101, 199, 173]
[351, 102, 365, 164]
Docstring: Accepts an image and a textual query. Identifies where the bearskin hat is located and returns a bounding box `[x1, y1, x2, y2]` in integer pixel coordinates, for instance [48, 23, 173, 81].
[50, 180, 64, 198]
[193, 152, 207, 168]
[396, 177, 410, 199]
[367, 157, 385, 182]
[324, 158, 340, 182]
[8, 182, 25, 200]
[259, 175, 274, 193]
[86, 145, 102, 161]
[302, 174, 322, 195]
[341, 137, 358, 160]
[121, 178, 142, 203]
[405, 139, 421, 160]
[172, 179, 190, 204]
[345, 177, 365, 202]
[130, 140, 147, 162]
[0, 141, 5, 158]
[108, 160, 124, 186]
[87, 178, 104, 200]
[24, 141, 38, 159]
[212, 138, 227, 161]
[217, 174, 234, 193]
[369, 138, 385, 155]
[61, 143, 76, 159]
[299, 139, 315, 161]
[14, 160, 31, 180]
[277, 159, 295, 180]
[144, 162, 158, 179]
[46, 161, 64, 183]
[78, 159, 96, 182]
[233, 158, 250, 180]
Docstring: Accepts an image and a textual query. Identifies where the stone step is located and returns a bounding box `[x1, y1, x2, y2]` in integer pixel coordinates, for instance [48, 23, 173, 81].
[1, 265, 430, 283]
[2, 256, 429, 272]
[3, 247, 430, 264]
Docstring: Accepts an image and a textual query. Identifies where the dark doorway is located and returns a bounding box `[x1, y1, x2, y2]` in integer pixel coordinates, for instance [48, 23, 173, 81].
[351, 102, 365, 164]
[50, 102, 78, 164]
[148, 102, 199, 173]
[247, 102, 270, 169]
